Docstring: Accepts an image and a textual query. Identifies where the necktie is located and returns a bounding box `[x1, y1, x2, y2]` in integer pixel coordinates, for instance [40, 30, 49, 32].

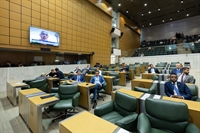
[173, 84, 181, 96]
[181, 74, 184, 82]
[78, 76, 80, 82]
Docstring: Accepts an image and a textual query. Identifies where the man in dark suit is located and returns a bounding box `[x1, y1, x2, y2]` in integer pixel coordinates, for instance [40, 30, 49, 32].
[178, 67, 194, 83]
[120, 64, 129, 72]
[55, 68, 64, 79]
[81, 67, 89, 75]
[90, 71, 106, 109]
[70, 70, 85, 82]
[165, 73, 192, 100]
[148, 64, 160, 74]
[171, 64, 182, 76]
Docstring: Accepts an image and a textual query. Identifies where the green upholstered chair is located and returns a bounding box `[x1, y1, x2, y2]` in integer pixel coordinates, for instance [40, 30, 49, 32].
[137, 98, 200, 133]
[109, 72, 120, 90]
[29, 79, 48, 92]
[152, 74, 159, 80]
[94, 91, 138, 132]
[97, 82, 107, 101]
[22, 79, 36, 89]
[101, 71, 106, 76]
[108, 68, 115, 71]
[50, 84, 80, 119]
[134, 83, 157, 94]
[187, 84, 200, 102]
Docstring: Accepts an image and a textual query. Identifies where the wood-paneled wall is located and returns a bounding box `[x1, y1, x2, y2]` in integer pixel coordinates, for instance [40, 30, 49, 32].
[0, 0, 112, 66]
[119, 14, 140, 57]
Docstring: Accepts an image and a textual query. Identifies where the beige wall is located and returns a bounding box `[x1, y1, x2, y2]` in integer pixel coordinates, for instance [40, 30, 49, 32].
[0, 0, 112, 66]
[119, 14, 140, 56]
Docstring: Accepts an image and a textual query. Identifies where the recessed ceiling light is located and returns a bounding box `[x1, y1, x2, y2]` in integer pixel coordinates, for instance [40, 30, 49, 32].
[148, 11, 151, 14]
[186, 14, 189, 16]
[118, 3, 121, 6]
[141, 13, 144, 16]
[142, 25, 144, 27]
[162, 20, 165, 22]
[126, 10, 129, 13]
[170, 18, 172, 20]
[181, 0, 183, 3]
[158, 8, 160, 11]
[177, 10, 180, 12]
[144, 3, 147, 6]
[149, 23, 152, 25]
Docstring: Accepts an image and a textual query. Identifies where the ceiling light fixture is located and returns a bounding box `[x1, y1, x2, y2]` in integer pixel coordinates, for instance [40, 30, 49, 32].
[149, 23, 152, 25]
[162, 20, 165, 22]
[186, 14, 189, 16]
[142, 25, 144, 27]
[144, 3, 147, 6]
[148, 11, 151, 14]
[170, 18, 172, 20]
[177, 10, 180, 12]
[181, 0, 183, 3]
[158, 8, 160, 11]
[126, 10, 129, 13]
[141, 13, 144, 16]
[118, 3, 121, 6]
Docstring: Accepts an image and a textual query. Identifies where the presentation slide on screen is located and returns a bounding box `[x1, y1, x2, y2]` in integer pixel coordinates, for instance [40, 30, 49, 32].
[30, 26, 60, 46]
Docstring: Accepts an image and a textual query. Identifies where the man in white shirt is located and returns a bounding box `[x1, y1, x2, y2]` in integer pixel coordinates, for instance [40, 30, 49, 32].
[148, 64, 160, 74]
[178, 67, 194, 83]
[96, 67, 102, 75]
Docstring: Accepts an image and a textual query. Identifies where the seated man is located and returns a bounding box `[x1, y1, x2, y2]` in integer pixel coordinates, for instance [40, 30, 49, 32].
[171, 63, 182, 76]
[55, 68, 64, 79]
[46, 69, 57, 77]
[81, 67, 89, 75]
[178, 67, 194, 83]
[86, 65, 91, 70]
[120, 64, 129, 72]
[165, 73, 192, 100]
[73, 66, 79, 74]
[90, 71, 106, 109]
[70, 70, 85, 82]
[96, 67, 102, 75]
[148, 64, 160, 74]
[35, 73, 47, 80]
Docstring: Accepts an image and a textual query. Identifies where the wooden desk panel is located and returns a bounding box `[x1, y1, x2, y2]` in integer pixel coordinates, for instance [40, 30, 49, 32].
[119, 72, 126, 86]
[131, 79, 153, 90]
[46, 77, 59, 92]
[129, 69, 135, 80]
[60, 111, 118, 133]
[162, 96, 200, 128]
[140, 64, 145, 73]
[142, 73, 157, 79]
[135, 66, 141, 76]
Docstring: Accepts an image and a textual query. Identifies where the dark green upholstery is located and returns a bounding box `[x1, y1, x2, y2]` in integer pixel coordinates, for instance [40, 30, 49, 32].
[152, 74, 159, 80]
[108, 68, 115, 71]
[187, 84, 200, 101]
[101, 71, 106, 76]
[22, 79, 35, 89]
[97, 83, 107, 101]
[137, 98, 200, 133]
[51, 84, 80, 110]
[94, 91, 138, 132]
[29, 79, 47, 92]
[134, 83, 157, 94]
[109, 72, 120, 86]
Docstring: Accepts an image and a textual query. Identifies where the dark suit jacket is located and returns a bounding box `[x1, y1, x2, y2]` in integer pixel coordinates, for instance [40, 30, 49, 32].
[120, 66, 129, 72]
[71, 75, 85, 82]
[82, 69, 89, 75]
[171, 68, 182, 74]
[148, 68, 160, 73]
[56, 70, 64, 79]
[165, 81, 192, 100]
[184, 75, 195, 83]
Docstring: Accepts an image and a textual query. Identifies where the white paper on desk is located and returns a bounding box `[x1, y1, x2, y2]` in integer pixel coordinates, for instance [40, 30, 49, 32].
[117, 128, 130, 133]
[140, 93, 151, 100]
[15, 82, 23, 84]
[153, 94, 161, 99]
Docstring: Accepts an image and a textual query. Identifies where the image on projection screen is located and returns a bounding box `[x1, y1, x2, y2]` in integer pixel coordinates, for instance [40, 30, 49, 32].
[30, 26, 60, 46]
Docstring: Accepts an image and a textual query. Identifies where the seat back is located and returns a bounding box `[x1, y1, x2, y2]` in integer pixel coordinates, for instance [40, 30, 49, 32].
[58, 84, 79, 100]
[187, 84, 198, 101]
[29, 79, 47, 91]
[114, 92, 137, 116]
[109, 72, 119, 79]
[22, 79, 35, 85]
[145, 98, 189, 133]
[101, 71, 106, 75]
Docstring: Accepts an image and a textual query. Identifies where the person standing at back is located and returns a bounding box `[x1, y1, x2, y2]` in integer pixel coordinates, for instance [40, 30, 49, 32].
[55, 68, 64, 79]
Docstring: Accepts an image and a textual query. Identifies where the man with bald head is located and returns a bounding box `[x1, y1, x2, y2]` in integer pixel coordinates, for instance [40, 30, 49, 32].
[171, 63, 182, 76]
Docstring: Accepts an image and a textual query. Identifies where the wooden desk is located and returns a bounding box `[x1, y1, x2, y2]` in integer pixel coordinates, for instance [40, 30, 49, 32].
[18, 88, 45, 124]
[140, 64, 145, 73]
[135, 66, 141, 76]
[114, 68, 121, 71]
[142, 73, 170, 81]
[7, 81, 28, 106]
[85, 74, 115, 95]
[46, 77, 59, 92]
[131, 79, 153, 90]
[119, 72, 126, 86]
[145, 63, 148, 71]
[78, 83, 96, 110]
[59, 111, 129, 133]
[129, 69, 135, 80]
[162, 96, 200, 128]
[28, 94, 59, 133]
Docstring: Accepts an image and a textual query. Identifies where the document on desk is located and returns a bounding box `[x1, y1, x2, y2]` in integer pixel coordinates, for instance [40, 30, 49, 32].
[140, 93, 151, 100]
[153, 94, 161, 99]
